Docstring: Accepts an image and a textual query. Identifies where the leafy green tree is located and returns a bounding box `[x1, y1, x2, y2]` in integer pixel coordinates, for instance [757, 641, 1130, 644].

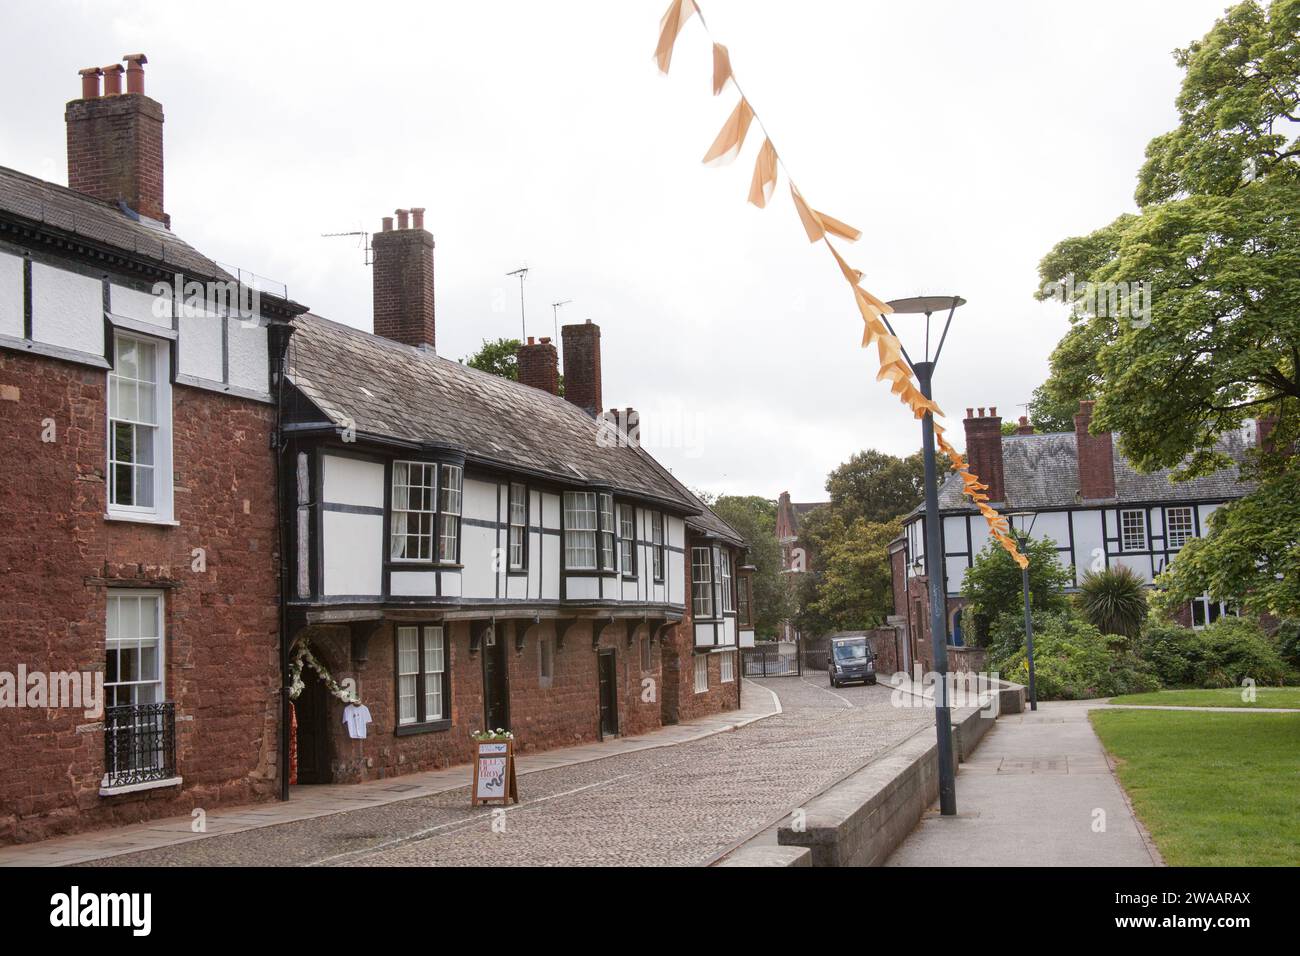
[823, 449, 935, 525]
[1076, 566, 1149, 639]
[709, 495, 794, 639]
[801, 517, 901, 632]
[960, 536, 1073, 646]
[1033, 0, 1299, 611]
[464, 337, 522, 380]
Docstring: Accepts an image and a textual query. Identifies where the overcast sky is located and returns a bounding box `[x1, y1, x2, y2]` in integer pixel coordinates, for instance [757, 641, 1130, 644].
[4, 0, 1232, 500]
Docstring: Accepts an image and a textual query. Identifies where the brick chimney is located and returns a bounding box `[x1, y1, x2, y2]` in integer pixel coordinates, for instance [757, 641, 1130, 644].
[372, 208, 435, 350]
[1015, 415, 1034, 435]
[65, 54, 166, 224]
[600, 407, 640, 447]
[962, 406, 1006, 503]
[561, 320, 602, 416]
[1074, 400, 1115, 500]
[517, 336, 559, 395]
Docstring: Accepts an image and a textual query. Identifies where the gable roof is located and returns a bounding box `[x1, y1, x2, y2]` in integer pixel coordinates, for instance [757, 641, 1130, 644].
[920, 429, 1252, 515]
[285, 313, 734, 524]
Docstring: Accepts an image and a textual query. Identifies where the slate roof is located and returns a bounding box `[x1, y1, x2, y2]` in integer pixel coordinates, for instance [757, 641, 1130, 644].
[919, 429, 1253, 516]
[286, 313, 735, 525]
[0, 164, 225, 279]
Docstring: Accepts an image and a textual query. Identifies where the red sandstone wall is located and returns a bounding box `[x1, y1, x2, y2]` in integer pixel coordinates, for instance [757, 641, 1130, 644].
[0, 350, 281, 844]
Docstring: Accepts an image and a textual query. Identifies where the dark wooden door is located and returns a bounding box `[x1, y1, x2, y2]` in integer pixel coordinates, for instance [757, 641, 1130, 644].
[598, 649, 618, 738]
[295, 668, 332, 784]
[483, 628, 510, 732]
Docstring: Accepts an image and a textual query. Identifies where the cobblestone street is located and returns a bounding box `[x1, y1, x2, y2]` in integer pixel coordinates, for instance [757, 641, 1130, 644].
[85, 676, 930, 867]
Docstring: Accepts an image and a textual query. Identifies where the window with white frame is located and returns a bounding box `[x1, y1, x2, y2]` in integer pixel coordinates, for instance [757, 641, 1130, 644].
[1120, 509, 1147, 552]
[720, 650, 735, 683]
[651, 512, 665, 581]
[692, 546, 714, 618]
[391, 462, 437, 561]
[1166, 506, 1195, 550]
[564, 491, 598, 569]
[619, 504, 636, 576]
[438, 464, 462, 563]
[598, 493, 616, 571]
[108, 333, 170, 515]
[396, 625, 447, 725]
[508, 482, 527, 570]
[720, 550, 734, 613]
[106, 591, 164, 708]
[693, 653, 708, 694]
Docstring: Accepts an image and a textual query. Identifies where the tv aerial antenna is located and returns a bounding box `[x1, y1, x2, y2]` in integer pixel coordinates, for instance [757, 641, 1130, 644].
[506, 266, 529, 339]
[321, 229, 372, 266]
[551, 299, 572, 340]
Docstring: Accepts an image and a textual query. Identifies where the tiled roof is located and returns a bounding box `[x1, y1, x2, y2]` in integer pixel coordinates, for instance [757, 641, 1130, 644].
[922, 429, 1253, 515]
[0, 164, 225, 279]
[286, 313, 730, 521]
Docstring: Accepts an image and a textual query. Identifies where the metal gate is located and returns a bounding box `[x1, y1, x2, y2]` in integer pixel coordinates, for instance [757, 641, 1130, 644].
[741, 647, 802, 677]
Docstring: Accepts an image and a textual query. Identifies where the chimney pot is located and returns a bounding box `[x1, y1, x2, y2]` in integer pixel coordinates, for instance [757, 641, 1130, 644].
[372, 208, 435, 348]
[562, 321, 602, 417]
[395, 208, 410, 230]
[102, 64, 124, 96]
[123, 54, 147, 94]
[966, 407, 974, 419]
[516, 337, 560, 395]
[963, 406, 1005, 503]
[411, 207, 425, 230]
[539, 336, 550, 344]
[1016, 415, 1034, 435]
[990, 406, 997, 417]
[78, 67, 103, 99]
[66, 59, 166, 222]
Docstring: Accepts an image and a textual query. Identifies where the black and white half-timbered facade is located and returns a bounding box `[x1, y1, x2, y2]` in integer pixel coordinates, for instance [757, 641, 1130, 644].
[892, 401, 1257, 663]
[277, 214, 751, 782]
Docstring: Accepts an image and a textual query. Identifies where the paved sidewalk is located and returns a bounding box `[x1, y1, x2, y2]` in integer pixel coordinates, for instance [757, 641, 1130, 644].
[0, 681, 781, 867]
[886, 700, 1161, 867]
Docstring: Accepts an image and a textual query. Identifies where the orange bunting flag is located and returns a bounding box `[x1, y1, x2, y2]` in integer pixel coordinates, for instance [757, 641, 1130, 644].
[654, 0, 696, 74]
[748, 138, 778, 208]
[702, 97, 754, 166]
[712, 42, 732, 95]
[790, 186, 860, 243]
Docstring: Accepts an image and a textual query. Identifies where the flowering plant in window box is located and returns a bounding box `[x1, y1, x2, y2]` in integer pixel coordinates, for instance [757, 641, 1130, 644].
[471, 728, 514, 741]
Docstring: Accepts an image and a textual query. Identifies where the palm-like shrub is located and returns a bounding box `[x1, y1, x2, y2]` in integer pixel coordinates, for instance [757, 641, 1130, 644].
[1076, 566, 1148, 639]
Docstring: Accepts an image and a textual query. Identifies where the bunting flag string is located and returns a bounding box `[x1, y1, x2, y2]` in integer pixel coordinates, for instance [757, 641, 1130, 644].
[651, 0, 1027, 569]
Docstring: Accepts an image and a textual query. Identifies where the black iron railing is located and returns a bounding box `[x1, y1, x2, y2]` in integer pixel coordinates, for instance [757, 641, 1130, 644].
[104, 702, 176, 788]
[741, 648, 802, 678]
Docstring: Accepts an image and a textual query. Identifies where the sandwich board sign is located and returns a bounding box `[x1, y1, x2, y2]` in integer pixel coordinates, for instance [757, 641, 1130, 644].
[472, 737, 519, 806]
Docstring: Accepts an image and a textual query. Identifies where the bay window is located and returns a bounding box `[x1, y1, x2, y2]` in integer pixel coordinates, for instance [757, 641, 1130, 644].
[438, 464, 462, 563]
[651, 512, 665, 582]
[619, 503, 636, 576]
[563, 490, 618, 571]
[692, 546, 714, 618]
[390, 461, 437, 561]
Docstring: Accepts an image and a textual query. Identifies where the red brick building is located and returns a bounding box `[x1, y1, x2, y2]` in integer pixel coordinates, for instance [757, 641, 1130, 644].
[0, 58, 307, 843]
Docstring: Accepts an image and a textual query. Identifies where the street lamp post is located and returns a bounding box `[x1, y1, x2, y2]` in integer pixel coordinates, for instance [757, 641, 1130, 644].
[1006, 511, 1040, 711]
[885, 295, 965, 816]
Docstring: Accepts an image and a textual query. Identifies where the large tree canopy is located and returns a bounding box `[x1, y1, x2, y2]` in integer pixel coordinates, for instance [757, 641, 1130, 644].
[1033, 0, 1299, 616]
[708, 494, 794, 639]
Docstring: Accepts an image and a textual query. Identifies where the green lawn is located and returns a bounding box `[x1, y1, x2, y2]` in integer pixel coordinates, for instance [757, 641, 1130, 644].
[1089, 709, 1300, 866]
[1108, 687, 1300, 709]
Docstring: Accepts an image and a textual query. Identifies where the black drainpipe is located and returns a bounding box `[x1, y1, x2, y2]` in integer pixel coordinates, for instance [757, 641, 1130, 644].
[271, 322, 294, 802]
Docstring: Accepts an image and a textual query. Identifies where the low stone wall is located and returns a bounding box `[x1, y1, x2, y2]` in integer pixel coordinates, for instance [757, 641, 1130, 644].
[734, 682, 1022, 868]
[775, 727, 950, 867]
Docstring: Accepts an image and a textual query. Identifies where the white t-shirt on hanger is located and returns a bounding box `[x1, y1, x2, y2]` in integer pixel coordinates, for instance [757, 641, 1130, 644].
[343, 702, 372, 739]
